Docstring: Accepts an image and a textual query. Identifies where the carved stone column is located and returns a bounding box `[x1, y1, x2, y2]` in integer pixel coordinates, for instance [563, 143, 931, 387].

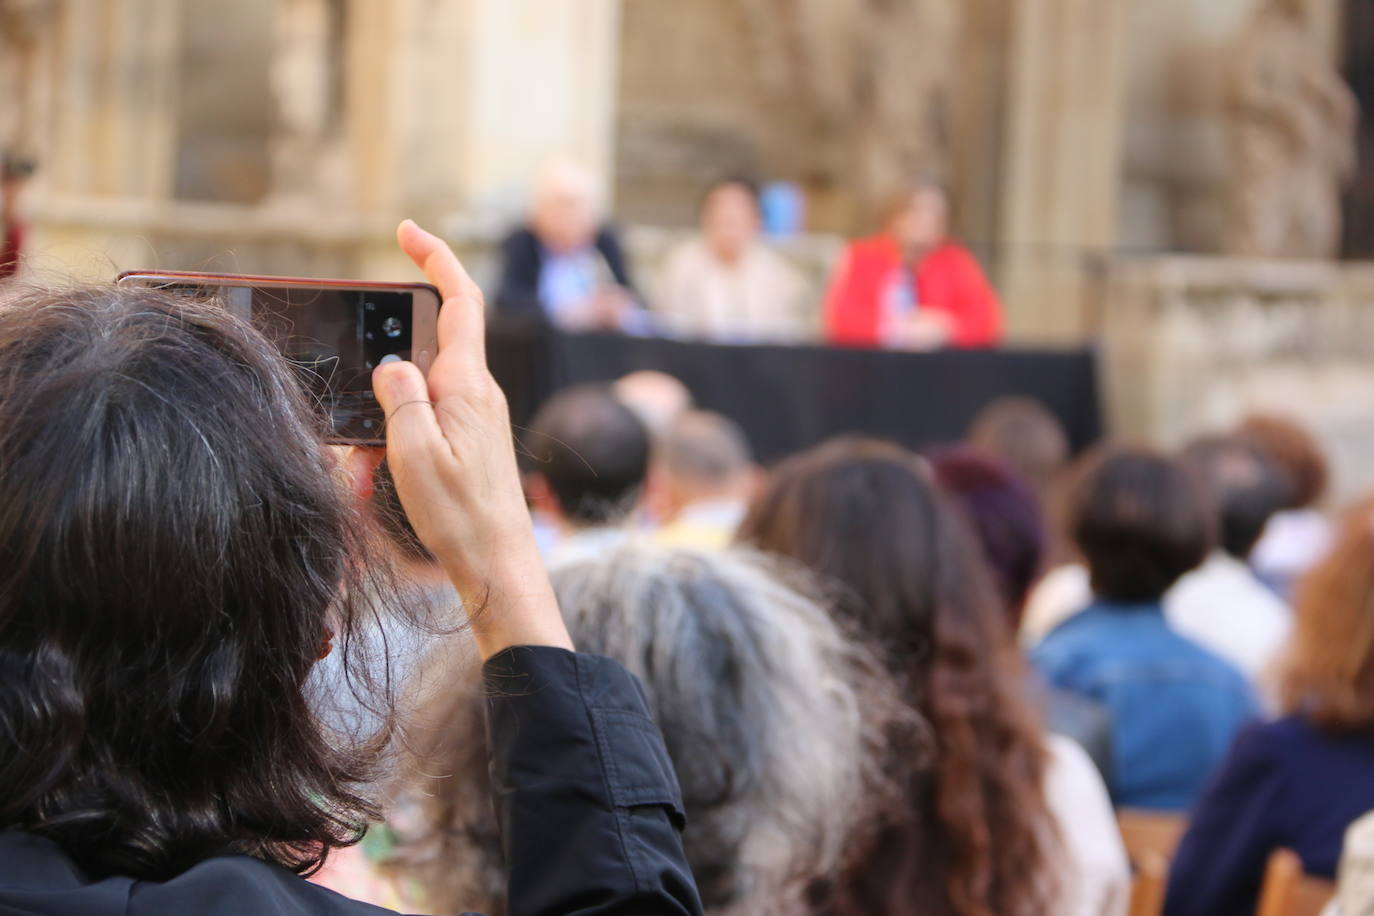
[997, 0, 1128, 343]
[374, 0, 623, 225]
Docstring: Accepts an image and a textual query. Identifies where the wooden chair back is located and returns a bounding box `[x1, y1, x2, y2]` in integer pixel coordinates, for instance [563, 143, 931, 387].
[1116, 810, 1187, 916]
[1256, 848, 1337, 916]
[1117, 809, 1188, 866]
[1127, 851, 1169, 916]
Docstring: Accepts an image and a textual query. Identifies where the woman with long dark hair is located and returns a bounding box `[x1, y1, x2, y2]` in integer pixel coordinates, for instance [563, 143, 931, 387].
[0, 223, 702, 915]
[738, 437, 1125, 916]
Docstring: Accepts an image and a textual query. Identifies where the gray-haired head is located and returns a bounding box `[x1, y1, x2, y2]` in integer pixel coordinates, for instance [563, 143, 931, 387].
[550, 542, 898, 914]
[660, 410, 753, 486]
[385, 541, 900, 916]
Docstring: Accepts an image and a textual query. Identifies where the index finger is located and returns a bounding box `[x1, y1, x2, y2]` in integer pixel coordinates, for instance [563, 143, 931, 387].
[397, 219, 486, 367]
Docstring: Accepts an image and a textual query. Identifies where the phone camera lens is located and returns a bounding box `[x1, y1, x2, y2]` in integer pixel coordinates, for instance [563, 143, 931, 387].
[382, 316, 404, 338]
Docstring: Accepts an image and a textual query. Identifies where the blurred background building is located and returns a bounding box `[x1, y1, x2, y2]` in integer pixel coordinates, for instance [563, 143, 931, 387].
[3, 0, 1374, 494]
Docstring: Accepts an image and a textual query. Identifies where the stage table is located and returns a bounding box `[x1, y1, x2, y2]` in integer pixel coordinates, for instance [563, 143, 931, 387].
[488, 323, 1103, 464]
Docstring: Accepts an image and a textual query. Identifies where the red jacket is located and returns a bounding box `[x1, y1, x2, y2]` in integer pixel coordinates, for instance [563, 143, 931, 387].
[823, 235, 1003, 348]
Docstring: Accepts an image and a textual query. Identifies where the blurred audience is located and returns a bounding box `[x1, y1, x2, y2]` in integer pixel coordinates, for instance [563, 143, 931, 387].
[1240, 413, 1335, 596]
[656, 178, 810, 343]
[1031, 447, 1257, 810]
[521, 384, 651, 564]
[612, 369, 694, 441]
[966, 396, 1072, 499]
[495, 160, 640, 331]
[740, 438, 1128, 916]
[387, 543, 897, 915]
[309, 461, 456, 739]
[1164, 497, 1374, 916]
[931, 447, 1114, 783]
[823, 179, 1002, 350]
[652, 410, 758, 549]
[1165, 434, 1292, 688]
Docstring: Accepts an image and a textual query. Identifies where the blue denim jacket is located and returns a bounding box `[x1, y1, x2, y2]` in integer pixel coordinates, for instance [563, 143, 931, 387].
[1031, 600, 1258, 811]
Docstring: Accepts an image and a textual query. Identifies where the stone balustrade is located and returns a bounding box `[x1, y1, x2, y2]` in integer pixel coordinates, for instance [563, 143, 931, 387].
[1103, 255, 1374, 504]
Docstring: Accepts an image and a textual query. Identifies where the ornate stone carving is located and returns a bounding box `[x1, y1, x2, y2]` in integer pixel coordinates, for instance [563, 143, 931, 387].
[0, 0, 57, 152]
[735, 0, 957, 221]
[1224, 0, 1359, 259]
[0, 0, 56, 46]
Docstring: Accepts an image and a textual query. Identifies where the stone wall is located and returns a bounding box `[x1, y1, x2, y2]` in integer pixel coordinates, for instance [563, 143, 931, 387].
[1102, 255, 1374, 504]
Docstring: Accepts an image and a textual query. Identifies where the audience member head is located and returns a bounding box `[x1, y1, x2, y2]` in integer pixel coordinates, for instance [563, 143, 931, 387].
[700, 178, 762, 265]
[966, 396, 1071, 496]
[1280, 497, 1374, 732]
[0, 284, 397, 880]
[1179, 434, 1290, 561]
[930, 446, 1047, 624]
[1067, 446, 1214, 603]
[612, 369, 693, 440]
[392, 543, 896, 915]
[738, 437, 1057, 916]
[529, 159, 604, 255]
[524, 383, 650, 529]
[1238, 413, 1330, 511]
[554, 544, 893, 911]
[880, 177, 950, 256]
[653, 410, 756, 522]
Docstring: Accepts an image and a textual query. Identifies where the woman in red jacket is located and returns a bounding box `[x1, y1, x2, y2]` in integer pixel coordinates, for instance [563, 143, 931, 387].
[824, 181, 1003, 349]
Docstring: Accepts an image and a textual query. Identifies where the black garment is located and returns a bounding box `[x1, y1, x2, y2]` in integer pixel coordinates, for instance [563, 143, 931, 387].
[0, 647, 704, 916]
[494, 225, 636, 319]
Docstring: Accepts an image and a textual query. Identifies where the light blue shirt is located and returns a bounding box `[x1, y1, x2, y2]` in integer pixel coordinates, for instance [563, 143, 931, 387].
[538, 246, 602, 323]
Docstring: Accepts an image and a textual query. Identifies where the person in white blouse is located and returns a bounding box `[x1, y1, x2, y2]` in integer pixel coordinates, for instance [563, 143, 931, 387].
[1164, 434, 1292, 693]
[655, 178, 810, 343]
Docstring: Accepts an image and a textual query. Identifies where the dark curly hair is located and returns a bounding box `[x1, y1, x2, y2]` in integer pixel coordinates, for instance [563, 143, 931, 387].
[0, 284, 407, 881]
[738, 437, 1059, 916]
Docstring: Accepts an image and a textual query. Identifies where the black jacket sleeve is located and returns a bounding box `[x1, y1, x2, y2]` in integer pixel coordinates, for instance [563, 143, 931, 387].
[494, 228, 547, 317]
[483, 646, 703, 916]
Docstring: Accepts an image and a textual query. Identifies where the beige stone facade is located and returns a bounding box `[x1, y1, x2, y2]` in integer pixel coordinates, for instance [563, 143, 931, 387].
[4, 0, 1373, 495]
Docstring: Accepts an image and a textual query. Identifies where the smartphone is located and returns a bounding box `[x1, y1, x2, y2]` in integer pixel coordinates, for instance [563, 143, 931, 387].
[116, 271, 440, 445]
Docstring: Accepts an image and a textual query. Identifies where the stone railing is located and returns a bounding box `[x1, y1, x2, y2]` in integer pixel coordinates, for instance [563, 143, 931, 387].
[1102, 255, 1374, 504]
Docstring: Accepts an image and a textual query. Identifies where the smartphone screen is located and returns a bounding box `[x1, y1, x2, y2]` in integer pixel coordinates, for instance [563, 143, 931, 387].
[117, 273, 438, 444]
[237, 285, 413, 442]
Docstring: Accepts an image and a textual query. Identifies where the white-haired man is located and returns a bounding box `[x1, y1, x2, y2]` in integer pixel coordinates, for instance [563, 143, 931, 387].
[495, 160, 640, 331]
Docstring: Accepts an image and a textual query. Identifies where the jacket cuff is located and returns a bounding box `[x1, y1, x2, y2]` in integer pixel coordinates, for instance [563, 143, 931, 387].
[482, 646, 686, 828]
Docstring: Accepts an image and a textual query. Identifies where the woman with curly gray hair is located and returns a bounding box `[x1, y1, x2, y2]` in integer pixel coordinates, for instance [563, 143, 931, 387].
[381, 542, 902, 915]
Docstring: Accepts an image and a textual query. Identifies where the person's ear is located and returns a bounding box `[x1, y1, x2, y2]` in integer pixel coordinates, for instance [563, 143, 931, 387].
[318, 626, 335, 661]
[643, 465, 675, 523]
[524, 472, 560, 519]
[329, 445, 385, 503]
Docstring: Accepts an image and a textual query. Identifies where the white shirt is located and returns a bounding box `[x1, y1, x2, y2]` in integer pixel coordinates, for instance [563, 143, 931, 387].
[656, 238, 809, 343]
[546, 526, 632, 569]
[1164, 551, 1291, 690]
[1252, 508, 1333, 593]
[1044, 735, 1131, 916]
[1021, 563, 1092, 647]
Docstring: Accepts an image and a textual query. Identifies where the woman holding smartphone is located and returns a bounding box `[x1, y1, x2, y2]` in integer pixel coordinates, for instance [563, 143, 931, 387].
[0, 223, 703, 915]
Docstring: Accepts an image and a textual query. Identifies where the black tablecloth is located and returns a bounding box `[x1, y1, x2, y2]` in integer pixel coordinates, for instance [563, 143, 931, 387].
[488, 324, 1102, 464]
